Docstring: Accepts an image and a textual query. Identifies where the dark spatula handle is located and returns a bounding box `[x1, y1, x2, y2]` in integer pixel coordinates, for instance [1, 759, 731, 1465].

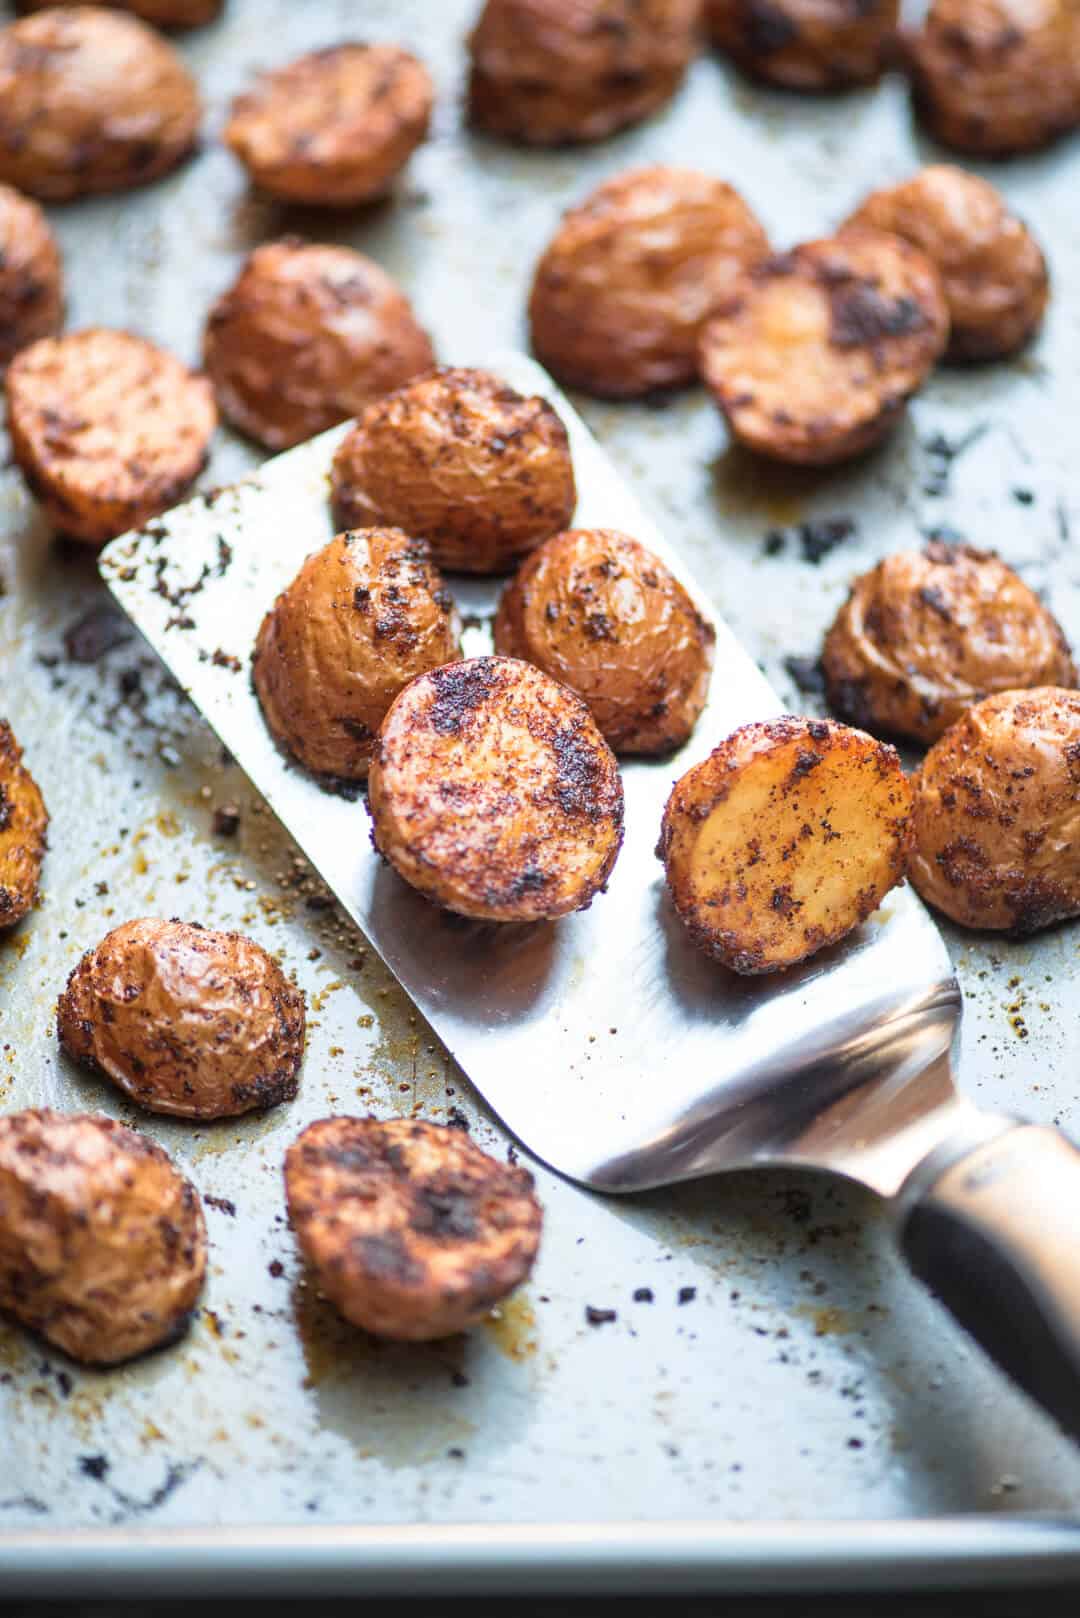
[899, 1123, 1080, 1441]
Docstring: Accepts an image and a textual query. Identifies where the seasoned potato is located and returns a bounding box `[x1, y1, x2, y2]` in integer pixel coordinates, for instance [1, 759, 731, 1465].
[369, 656, 624, 921]
[16, 0, 223, 23]
[253, 529, 462, 782]
[0, 1109, 206, 1365]
[494, 528, 715, 755]
[285, 1116, 542, 1341]
[705, 0, 898, 90]
[467, 0, 701, 146]
[204, 240, 434, 452]
[0, 721, 48, 930]
[57, 917, 306, 1120]
[845, 167, 1049, 361]
[7, 328, 216, 545]
[224, 43, 433, 206]
[0, 7, 201, 202]
[823, 542, 1075, 745]
[331, 368, 576, 575]
[0, 186, 63, 370]
[528, 165, 769, 398]
[699, 228, 948, 465]
[658, 715, 912, 973]
[909, 688, 1080, 934]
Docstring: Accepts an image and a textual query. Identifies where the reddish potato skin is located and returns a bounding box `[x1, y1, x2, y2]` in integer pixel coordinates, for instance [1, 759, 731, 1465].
[0, 186, 63, 369]
[16, 0, 224, 24]
[0, 721, 48, 930]
[705, 0, 899, 90]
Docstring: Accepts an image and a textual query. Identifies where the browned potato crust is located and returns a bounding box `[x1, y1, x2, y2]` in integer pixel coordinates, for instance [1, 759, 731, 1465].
[528, 165, 770, 398]
[0, 721, 48, 930]
[658, 715, 912, 973]
[823, 542, 1075, 745]
[331, 368, 577, 575]
[57, 917, 306, 1120]
[494, 528, 715, 755]
[0, 186, 63, 370]
[705, 0, 898, 89]
[467, 0, 701, 145]
[0, 1109, 206, 1365]
[16, 0, 223, 24]
[204, 240, 434, 452]
[6, 328, 217, 545]
[699, 228, 948, 465]
[224, 43, 433, 206]
[845, 167, 1049, 361]
[253, 528, 462, 782]
[369, 656, 624, 922]
[908, 688, 1080, 934]
[285, 1116, 543, 1341]
[0, 7, 201, 202]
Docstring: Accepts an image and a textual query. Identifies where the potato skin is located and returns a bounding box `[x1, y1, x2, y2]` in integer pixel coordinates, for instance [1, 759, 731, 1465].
[16, 0, 223, 23]
[699, 228, 948, 465]
[658, 715, 912, 973]
[253, 528, 462, 782]
[204, 240, 434, 453]
[0, 7, 201, 202]
[369, 655, 624, 922]
[468, 0, 701, 146]
[528, 165, 770, 398]
[823, 543, 1075, 746]
[0, 1109, 206, 1365]
[331, 368, 577, 575]
[224, 43, 433, 206]
[57, 918, 306, 1120]
[285, 1116, 542, 1341]
[0, 721, 48, 930]
[845, 167, 1049, 362]
[0, 186, 63, 370]
[705, 0, 898, 90]
[908, 688, 1080, 935]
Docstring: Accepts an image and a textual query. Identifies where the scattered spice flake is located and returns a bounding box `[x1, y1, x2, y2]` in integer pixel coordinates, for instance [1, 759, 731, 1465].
[632, 1287, 654, 1303]
[204, 1194, 237, 1217]
[585, 1306, 617, 1326]
[267, 1259, 285, 1279]
[212, 803, 241, 837]
[677, 1286, 697, 1306]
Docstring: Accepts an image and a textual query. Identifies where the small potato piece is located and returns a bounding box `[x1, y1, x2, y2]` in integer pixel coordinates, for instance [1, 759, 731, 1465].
[528, 165, 770, 398]
[823, 542, 1075, 745]
[224, 44, 433, 207]
[467, 0, 701, 146]
[16, 0, 224, 24]
[0, 7, 201, 202]
[57, 917, 306, 1120]
[494, 528, 715, 755]
[253, 528, 462, 782]
[0, 1109, 206, 1365]
[204, 240, 434, 452]
[845, 167, 1049, 361]
[369, 656, 624, 922]
[331, 368, 576, 575]
[0, 186, 63, 370]
[705, 0, 898, 90]
[909, 688, 1080, 934]
[658, 715, 912, 973]
[699, 228, 948, 466]
[0, 721, 48, 930]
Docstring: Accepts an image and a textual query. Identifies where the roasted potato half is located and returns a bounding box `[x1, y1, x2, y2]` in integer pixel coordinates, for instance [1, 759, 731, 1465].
[0, 1109, 206, 1365]
[285, 1116, 543, 1341]
[909, 687, 1080, 934]
[369, 656, 624, 922]
[16, 0, 224, 24]
[0, 721, 48, 930]
[658, 715, 912, 973]
[0, 186, 63, 370]
[705, 0, 898, 90]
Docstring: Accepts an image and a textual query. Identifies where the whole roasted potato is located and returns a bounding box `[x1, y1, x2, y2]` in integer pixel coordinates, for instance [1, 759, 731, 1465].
[369, 656, 624, 922]
[0, 721, 48, 930]
[528, 165, 770, 398]
[7, 328, 216, 545]
[16, 0, 224, 24]
[204, 240, 434, 452]
[494, 528, 715, 755]
[845, 167, 1049, 361]
[331, 368, 576, 575]
[253, 528, 462, 782]
[57, 917, 306, 1120]
[705, 0, 898, 90]
[0, 7, 201, 202]
[224, 43, 433, 206]
[467, 0, 701, 146]
[699, 228, 948, 465]
[0, 186, 63, 370]
[658, 715, 912, 973]
[823, 542, 1075, 745]
[285, 1116, 543, 1341]
[0, 1109, 206, 1365]
[908, 688, 1080, 934]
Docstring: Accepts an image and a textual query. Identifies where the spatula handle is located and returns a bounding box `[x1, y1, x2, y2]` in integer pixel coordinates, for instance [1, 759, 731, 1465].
[898, 1122, 1080, 1442]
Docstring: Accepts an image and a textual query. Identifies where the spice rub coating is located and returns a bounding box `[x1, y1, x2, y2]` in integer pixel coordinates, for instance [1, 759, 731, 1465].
[705, 0, 899, 90]
[0, 185, 63, 369]
[0, 721, 48, 930]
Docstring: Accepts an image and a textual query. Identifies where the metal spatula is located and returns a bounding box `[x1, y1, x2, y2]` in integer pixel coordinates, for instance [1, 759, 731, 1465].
[100, 352, 1080, 1443]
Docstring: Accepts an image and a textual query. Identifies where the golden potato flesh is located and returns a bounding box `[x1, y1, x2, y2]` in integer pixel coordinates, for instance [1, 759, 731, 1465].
[0, 721, 47, 930]
[705, 0, 898, 90]
[658, 716, 912, 973]
[0, 185, 63, 370]
[0, 1109, 206, 1365]
[253, 529, 461, 783]
[285, 1116, 543, 1341]
[909, 688, 1080, 934]
[368, 656, 624, 922]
